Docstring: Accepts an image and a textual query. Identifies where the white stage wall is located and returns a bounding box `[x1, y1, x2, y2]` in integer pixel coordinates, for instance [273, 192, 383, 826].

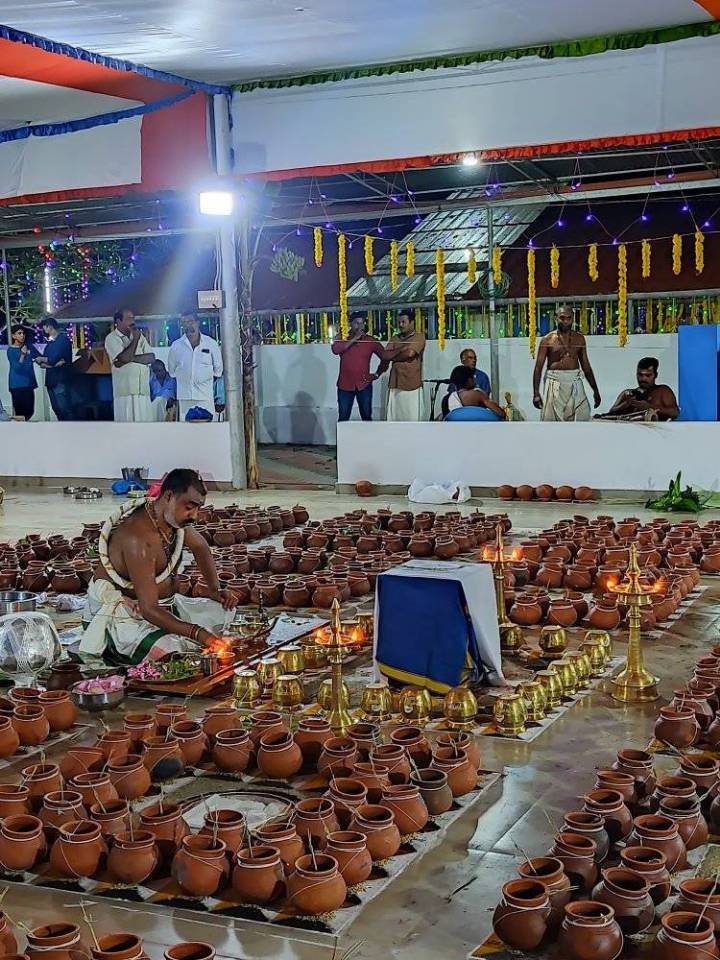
[232, 35, 720, 175]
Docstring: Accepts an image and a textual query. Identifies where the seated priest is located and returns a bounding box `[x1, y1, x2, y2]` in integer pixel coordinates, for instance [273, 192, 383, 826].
[598, 357, 679, 422]
[80, 469, 238, 664]
[441, 366, 507, 421]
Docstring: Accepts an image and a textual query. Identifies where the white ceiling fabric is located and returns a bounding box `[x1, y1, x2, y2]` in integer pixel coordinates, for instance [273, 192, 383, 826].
[0, 0, 711, 81]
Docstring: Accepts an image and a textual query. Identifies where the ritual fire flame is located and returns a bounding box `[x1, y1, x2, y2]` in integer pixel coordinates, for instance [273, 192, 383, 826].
[312, 625, 365, 646]
[204, 636, 235, 658]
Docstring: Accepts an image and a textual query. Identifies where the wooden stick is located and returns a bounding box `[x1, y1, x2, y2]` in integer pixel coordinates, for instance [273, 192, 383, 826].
[78, 901, 101, 951]
[696, 871, 720, 930]
[307, 832, 318, 869]
[511, 840, 538, 874]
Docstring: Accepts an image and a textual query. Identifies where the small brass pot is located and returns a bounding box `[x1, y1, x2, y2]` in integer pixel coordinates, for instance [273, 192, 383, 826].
[580, 639, 606, 677]
[584, 628, 613, 659]
[233, 668, 262, 707]
[550, 658, 578, 697]
[272, 674, 304, 709]
[535, 669, 563, 709]
[277, 644, 305, 675]
[567, 651, 592, 689]
[500, 624, 525, 653]
[443, 686, 478, 729]
[257, 657, 283, 689]
[317, 678, 350, 712]
[398, 686, 432, 724]
[518, 679, 547, 722]
[492, 692, 527, 736]
[302, 641, 328, 669]
[539, 625, 567, 660]
[360, 682, 393, 721]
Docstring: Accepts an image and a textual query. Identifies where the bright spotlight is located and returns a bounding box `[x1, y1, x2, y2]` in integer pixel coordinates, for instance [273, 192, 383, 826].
[461, 153, 479, 168]
[199, 191, 235, 216]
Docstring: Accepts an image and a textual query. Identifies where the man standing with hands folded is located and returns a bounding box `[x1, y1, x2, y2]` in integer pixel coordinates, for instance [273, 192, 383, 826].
[105, 308, 155, 422]
[331, 311, 385, 421]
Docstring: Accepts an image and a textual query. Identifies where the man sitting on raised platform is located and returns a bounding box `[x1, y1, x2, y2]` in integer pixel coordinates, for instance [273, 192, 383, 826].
[80, 469, 238, 664]
[598, 357, 679, 422]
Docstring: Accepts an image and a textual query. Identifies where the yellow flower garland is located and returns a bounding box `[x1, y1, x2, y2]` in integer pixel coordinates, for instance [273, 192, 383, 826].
[390, 240, 399, 292]
[414, 306, 422, 328]
[579, 301, 589, 335]
[527, 248, 537, 358]
[617, 243, 628, 348]
[550, 244, 560, 289]
[313, 226, 323, 268]
[588, 243, 598, 282]
[364, 235, 375, 276]
[436, 249, 446, 352]
[338, 233, 349, 339]
[492, 245, 502, 286]
[405, 242, 415, 277]
[320, 311, 329, 341]
[695, 230, 705, 275]
[467, 250, 477, 285]
[672, 233, 682, 276]
[641, 239, 651, 279]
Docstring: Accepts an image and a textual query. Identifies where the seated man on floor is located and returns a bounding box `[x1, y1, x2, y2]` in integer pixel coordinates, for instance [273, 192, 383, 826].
[598, 357, 679, 422]
[441, 366, 507, 421]
[80, 468, 238, 664]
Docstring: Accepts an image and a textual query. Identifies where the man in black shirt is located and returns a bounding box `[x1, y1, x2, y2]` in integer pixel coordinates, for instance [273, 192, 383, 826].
[35, 317, 74, 420]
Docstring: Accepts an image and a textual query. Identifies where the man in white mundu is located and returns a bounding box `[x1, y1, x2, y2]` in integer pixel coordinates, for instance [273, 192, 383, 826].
[105, 308, 155, 422]
[377, 310, 427, 421]
[532, 305, 601, 421]
[168, 312, 223, 421]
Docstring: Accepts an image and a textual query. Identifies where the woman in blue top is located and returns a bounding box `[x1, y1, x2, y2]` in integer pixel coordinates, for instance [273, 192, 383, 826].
[7, 327, 39, 420]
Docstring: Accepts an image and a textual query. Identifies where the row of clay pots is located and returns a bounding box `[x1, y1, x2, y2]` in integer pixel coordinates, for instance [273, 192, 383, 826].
[498, 484, 595, 502]
[196, 504, 307, 547]
[0, 689, 79, 756]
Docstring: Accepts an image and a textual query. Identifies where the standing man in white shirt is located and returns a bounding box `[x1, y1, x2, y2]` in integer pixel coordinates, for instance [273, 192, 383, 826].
[168, 312, 223, 421]
[104, 308, 155, 422]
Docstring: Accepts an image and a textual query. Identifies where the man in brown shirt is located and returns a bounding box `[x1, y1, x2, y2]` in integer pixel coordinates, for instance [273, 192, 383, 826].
[376, 310, 426, 421]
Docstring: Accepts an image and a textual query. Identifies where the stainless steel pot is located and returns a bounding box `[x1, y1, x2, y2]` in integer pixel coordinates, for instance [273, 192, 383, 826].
[0, 591, 37, 615]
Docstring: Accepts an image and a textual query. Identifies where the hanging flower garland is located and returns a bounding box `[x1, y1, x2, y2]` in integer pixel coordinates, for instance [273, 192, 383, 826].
[313, 227, 323, 268]
[414, 306, 422, 329]
[364, 235, 375, 276]
[550, 245, 560, 289]
[320, 311, 329, 341]
[405, 241, 415, 277]
[586, 243, 598, 283]
[672, 233, 682, 276]
[617, 243, 628, 348]
[390, 240, 399, 292]
[492, 245, 502, 286]
[436, 249, 446, 352]
[641, 239, 651, 279]
[579, 301, 589, 335]
[338, 234, 349, 339]
[695, 230, 705, 275]
[527, 247, 537, 358]
[467, 250, 477, 285]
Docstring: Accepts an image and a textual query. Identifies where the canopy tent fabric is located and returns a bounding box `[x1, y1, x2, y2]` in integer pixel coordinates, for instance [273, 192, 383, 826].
[233, 32, 720, 180]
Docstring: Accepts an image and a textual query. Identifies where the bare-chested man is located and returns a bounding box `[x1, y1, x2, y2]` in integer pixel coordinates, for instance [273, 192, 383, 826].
[599, 357, 679, 421]
[532, 305, 601, 421]
[80, 469, 238, 664]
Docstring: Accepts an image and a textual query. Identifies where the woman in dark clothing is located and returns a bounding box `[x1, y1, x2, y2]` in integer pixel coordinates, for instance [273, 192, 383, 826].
[7, 327, 39, 420]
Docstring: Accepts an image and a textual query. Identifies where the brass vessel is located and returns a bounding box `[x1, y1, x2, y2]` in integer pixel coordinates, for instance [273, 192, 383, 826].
[539, 626, 568, 660]
[584, 628, 613, 660]
[568, 651, 592, 689]
[302, 641, 328, 670]
[257, 657, 283, 690]
[518, 679, 547, 721]
[551, 658, 578, 697]
[443, 686, 478, 729]
[317, 677, 350, 712]
[272, 674, 304, 710]
[492, 692, 527, 736]
[356, 613, 374, 640]
[535, 669, 563, 709]
[360, 682, 394, 721]
[277, 644, 305, 674]
[580, 638, 607, 677]
[398, 686, 433, 724]
[500, 625, 525, 654]
[233, 668, 262, 707]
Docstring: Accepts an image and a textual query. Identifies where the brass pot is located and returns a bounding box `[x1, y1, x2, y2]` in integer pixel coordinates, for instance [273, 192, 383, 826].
[233, 669, 262, 707]
[535, 669, 563, 709]
[302, 642, 328, 670]
[317, 678, 350, 712]
[360, 682, 393, 721]
[492, 692, 527, 736]
[272, 674, 304, 710]
[567, 651, 592, 689]
[580, 639, 606, 677]
[257, 657, 283, 690]
[398, 687, 432, 724]
[500, 625, 525, 653]
[443, 687, 478, 729]
[551, 658, 578, 697]
[277, 644, 305, 675]
[539, 626, 568, 660]
[518, 680, 547, 722]
[584, 628, 613, 659]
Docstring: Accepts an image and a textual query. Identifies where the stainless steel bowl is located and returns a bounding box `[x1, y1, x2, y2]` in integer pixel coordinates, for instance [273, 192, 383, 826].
[70, 687, 125, 712]
[0, 592, 37, 615]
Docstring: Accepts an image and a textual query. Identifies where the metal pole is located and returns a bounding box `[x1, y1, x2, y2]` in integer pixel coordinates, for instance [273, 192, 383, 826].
[213, 94, 247, 490]
[487, 207, 500, 400]
[1, 248, 10, 345]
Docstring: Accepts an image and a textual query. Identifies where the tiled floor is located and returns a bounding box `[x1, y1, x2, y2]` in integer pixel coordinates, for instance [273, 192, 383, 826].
[0, 487, 716, 960]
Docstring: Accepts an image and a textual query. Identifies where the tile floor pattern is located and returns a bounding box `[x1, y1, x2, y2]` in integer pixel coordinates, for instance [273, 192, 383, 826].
[0, 489, 717, 960]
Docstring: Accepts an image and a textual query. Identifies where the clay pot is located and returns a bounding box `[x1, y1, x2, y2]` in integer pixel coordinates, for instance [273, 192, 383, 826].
[368, 743, 411, 784]
[211, 727, 253, 773]
[654, 707, 699, 750]
[318, 737, 358, 779]
[0, 785, 30, 819]
[620, 845, 670, 904]
[510, 596, 543, 626]
[122, 713, 157, 748]
[583, 789, 632, 842]
[594, 771, 636, 807]
[294, 718, 332, 765]
[313, 583, 342, 608]
[287, 853, 347, 916]
[613, 748, 656, 800]
[108, 755, 152, 801]
[37, 691, 77, 732]
[550, 832, 599, 892]
[545, 598, 577, 628]
[380, 784, 429, 835]
[558, 901, 623, 960]
[294, 797, 340, 849]
[107, 830, 160, 884]
[170, 721, 208, 767]
[659, 796, 708, 851]
[172, 835, 229, 897]
[248, 710, 287, 747]
[430, 747, 477, 797]
[349, 804, 401, 861]
[436, 731, 481, 770]
[325, 778, 368, 829]
[26, 924, 88, 960]
[389, 726, 432, 769]
[535, 563, 565, 589]
[493, 879, 551, 950]
[562, 810, 610, 864]
[653, 912, 719, 960]
[352, 762, 390, 804]
[628, 814, 687, 872]
[675, 878, 720, 933]
[88, 798, 131, 839]
[97, 730, 132, 764]
[49, 820, 106, 878]
[346, 722, 381, 762]
[588, 599, 621, 631]
[254, 821, 304, 872]
[0, 717, 19, 760]
[39, 790, 87, 837]
[20, 761, 62, 811]
[0, 815, 46, 871]
[153, 703, 189, 735]
[257, 731, 303, 779]
[164, 945, 214, 960]
[650, 776, 698, 813]
[518, 857, 571, 929]
[11, 705, 49, 746]
[591, 867, 654, 935]
[139, 802, 190, 861]
[0, 914, 17, 957]
[434, 536, 460, 560]
[90, 934, 146, 960]
[68, 772, 119, 808]
[516, 485, 534, 501]
[232, 846, 285, 905]
[142, 735, 185, 781]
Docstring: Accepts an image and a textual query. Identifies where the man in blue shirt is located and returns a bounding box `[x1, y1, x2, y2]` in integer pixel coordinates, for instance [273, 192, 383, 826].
[149, 359, 177, 421]
[35, 317, 74, 420]
[459, 348, 491, 395]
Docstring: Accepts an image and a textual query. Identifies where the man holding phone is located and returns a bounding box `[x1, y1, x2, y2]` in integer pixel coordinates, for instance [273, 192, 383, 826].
[105, 308, 155, 422]
[168, 311, 223, 421]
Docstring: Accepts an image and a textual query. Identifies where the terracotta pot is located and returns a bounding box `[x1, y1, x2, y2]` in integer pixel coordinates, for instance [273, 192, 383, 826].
[628, 814, 687, 872]
[510, 596, 543, 626]
[369, 743, 412, 783]
[659, 796, 708, 851]
[139, 802, 190, 861]
[287, 853, 347, 916]
[325, 777, 369, 829]
[380, 784, 429, 835]
[517, 857, 571, 929]
[122, 713, 157, 748]
[613, 749, 656, 800]
[283, 582, 311, 607]
[653, 912, 719, 960]
[170, 721, 208, 767]
[430, 747, 477, 797]
[493, 879, 551, 951]
[550, 832, 599, 892]
[318, 737, 358, 779]
[294, 718, 332, 764]
[231, 845, 285, 904]
[0, 716, 19, 760]
[107, 830, 160, 884]
[588, 599, 621, 631]
[0, 785, 30, 819]
[434, 536, 460, 560]
[346, 722, 381, 762]
[142, 735, 185, 781]
[348, 804, 401, 861]
[212, 729, 253, 773]
[59, 747, 106, 783]
[0, 913, 17, 957]
[294, 797, 340, 849]
[591, 867, 654, 935]
[254, 821, 304, 872]
[39, 790, 87, 837]
[351, 762, 390, 804]
[26, 924, 88, 960]
[89, 798, 131, 839]
[257, 731, 303, 779]
[11, 705, 49, 746]
[325, 830, 372, 887]
[620, 845, 670, 904]
[672, 689, 714, 730]
[562, 811, 610, 863]
[21, 762, 62, 811]
[558, 901, 624, 960]
[535, 563, 565, 589]
[97, 730, 132, 765]
[389, 726, 432, 769]
[547, 598, 578, 628]
[37, 691, 77, 733]
[650, 776, 698, 813]
[49, 820, 106, 878]
[583, 789, 632, 842]
[516, 485, 535, 501]
[594, 771, 636, 807]
[196, 809, 246, 856]
[172, 835, 229, 897]
[436, 731, 481, 771]
[108, 755, 152, 801]
[90, 934, 146, 960]
[248, 710, 287, 747]
[68, 772, 119, 808]
[164, 945, 214, 960]
[154, 703, 188, 734]
[674, 879, 720, 935]
[0, 814, 46, 871]
[654, 707, 699, 750]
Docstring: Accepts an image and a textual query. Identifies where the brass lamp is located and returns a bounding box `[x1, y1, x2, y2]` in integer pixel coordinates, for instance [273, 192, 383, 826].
[314, 599, 353, 734]
[482, 524, 524, 652]
[608, 545, 659, 703]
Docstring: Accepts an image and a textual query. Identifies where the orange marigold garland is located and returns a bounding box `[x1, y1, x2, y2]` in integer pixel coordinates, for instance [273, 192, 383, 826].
[338, 234, 349, 339]
[695, 229, 705, 275]
[618, 243, 628, 348]
[436, 249, 446, 351]
[672, 233, 682, 276]
[313, 226, 323, 268]
[364, 234, 374, 276]
[405, 241, 415, 277]
[550, 244, 560, 289]
[390, 240, 399, 291]
[527, 247, 537, 358]
[492, 245, 502, 286]
[641, 239, 651, 279]
[588, 243, 599, 282]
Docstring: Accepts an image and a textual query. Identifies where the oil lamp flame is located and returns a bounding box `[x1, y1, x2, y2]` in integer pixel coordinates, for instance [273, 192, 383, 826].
[204, 636, 234, 658]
